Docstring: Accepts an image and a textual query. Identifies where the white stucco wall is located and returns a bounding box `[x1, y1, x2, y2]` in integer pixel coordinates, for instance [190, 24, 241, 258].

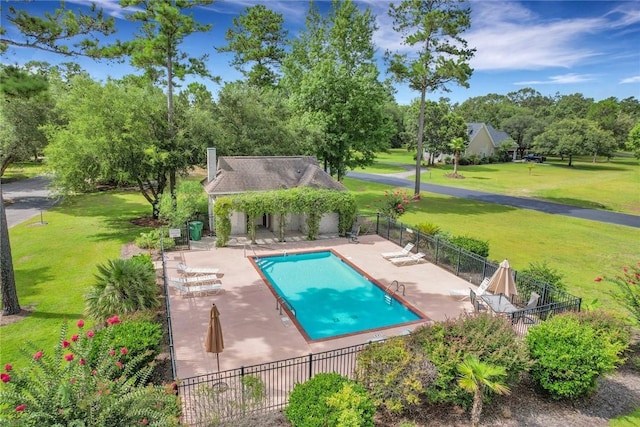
[319, 212, 340, 234]
[230, 211, 246, 235]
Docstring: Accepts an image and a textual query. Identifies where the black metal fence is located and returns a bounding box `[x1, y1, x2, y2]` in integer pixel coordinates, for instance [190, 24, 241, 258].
[168, 213, 583, 423]
[178, 343, 366, 425]
[369, 214, 582, 331]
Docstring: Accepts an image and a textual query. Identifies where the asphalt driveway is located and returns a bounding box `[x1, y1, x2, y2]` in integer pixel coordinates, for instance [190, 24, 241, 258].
[2, 175, 58, 228]
[347, 171, 640, 229]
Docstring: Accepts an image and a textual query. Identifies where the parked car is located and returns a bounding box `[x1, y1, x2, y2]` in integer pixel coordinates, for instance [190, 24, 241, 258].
[523, 153, 546, 163]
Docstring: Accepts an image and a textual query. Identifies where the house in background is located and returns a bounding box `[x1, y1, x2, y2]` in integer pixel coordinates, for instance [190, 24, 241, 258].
[465, 123, 516, 160]
[202, 148, 347, 236]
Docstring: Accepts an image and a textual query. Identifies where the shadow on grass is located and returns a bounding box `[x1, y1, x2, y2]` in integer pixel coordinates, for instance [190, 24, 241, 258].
[27, 310, 85, 320]
[540, 197, 610, 211]
[547, 162, 629, 172]
[14, 267, 56, 298]
[408, 196, 516, 216]
[54, 190, 155, 244]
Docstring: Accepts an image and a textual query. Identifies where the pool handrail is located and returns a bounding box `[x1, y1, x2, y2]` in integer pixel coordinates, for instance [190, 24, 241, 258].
[276, 295, 296, 317]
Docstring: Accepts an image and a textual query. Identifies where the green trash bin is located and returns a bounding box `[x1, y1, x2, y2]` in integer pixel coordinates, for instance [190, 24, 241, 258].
[189, 221, 203, 241]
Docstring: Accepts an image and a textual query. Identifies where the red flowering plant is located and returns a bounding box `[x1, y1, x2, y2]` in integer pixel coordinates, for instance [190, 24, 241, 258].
[375, 190, 412, 220]
[0, 319, 180, 426]
[608, 262, 640, 324]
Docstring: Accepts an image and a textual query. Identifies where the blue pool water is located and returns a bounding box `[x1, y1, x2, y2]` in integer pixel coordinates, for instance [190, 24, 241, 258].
[255, 251, 422, 340]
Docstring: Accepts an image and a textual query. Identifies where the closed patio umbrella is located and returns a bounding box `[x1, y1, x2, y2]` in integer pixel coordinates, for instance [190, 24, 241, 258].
[205, 303, 224, 371]
[486, 259, 518, 297]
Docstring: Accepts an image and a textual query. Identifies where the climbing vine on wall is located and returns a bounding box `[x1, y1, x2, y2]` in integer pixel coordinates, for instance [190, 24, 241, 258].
[213, 188, 357, 246]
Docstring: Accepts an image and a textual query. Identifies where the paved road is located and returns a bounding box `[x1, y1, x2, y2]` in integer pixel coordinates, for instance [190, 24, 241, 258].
[2, 175, 58, 228]
[3, 173, 639, 229]
[347, 171, 640, 229]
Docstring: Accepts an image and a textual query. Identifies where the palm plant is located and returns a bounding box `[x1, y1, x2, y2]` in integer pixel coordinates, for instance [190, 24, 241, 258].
[85, 257, 159, 322]
[448, 137, 467, 176]
[457, 356, 510, 427]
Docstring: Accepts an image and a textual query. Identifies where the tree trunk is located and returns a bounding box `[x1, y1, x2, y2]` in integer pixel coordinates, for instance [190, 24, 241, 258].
[0, 180, 20, 315]
[471, 387, 483, 427]
[414, 86, 427, 199]
[453, 152, 459, 175]
[568, 154, 573, 167]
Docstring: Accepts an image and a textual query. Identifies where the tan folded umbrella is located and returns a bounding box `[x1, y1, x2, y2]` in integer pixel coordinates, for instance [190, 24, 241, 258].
[486, 259, 518, 297]
[205, 303, 224, 371]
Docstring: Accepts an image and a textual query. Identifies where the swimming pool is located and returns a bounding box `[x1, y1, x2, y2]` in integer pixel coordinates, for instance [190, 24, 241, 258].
[253, 250, 424, 341]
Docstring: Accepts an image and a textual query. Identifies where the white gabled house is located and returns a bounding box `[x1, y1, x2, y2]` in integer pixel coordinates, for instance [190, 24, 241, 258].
[465, 123, 516, 159]
[202, 148, 347, 236]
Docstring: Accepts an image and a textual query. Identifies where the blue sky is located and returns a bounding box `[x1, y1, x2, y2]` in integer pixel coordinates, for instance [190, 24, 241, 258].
[2, 0, 639, 105]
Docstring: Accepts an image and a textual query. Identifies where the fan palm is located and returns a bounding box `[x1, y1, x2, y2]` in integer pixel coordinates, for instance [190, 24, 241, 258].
[449, 137, 467, 176]
[457, 356, 510, 427]
[85, 257, 159, 322]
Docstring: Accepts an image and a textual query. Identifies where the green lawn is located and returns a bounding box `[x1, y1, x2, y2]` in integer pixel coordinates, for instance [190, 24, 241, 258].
[611, 408, 640, 426]
[345, 178, 640, 312]
[360, 149, 640, 215]
[1, 161, 47, 183]
[1, 191, 152, 369]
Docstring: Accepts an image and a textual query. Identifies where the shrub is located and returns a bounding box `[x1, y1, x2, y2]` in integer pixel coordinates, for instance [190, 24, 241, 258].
[285, 373, 374, 427]
[0, 320, 180, 426]
[519, 261, 566, 291]
[415, 221, 440, 236]
[526, 312, 628, 400]
[375, 190, 412, 219]
[85, 257, 160, 322]
[192, 375, 266, 425]
[158, 180, 208, 227]
[608, 262, 640, 324]
[411, 313, 529, 408]
[89, 320, 163, 374]
[356, 337, 437, 414]
[135, 228, 176, 251]
[449, 235, 490, 258]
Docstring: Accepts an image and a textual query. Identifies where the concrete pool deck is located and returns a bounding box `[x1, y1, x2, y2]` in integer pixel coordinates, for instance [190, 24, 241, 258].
[165, 234, 475, 379]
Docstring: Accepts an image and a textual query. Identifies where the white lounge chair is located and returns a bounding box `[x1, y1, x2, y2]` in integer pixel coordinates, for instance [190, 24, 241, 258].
[177, 263, 220, 276]
[381, 243, 415, 259]
[168, 276, 223, 297]
[449, 277, 490, 301]
[389, 252, 425, 266]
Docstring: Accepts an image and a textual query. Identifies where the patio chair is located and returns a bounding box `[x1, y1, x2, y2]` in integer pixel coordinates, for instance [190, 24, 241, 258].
[381, 243, 415, 259]
[168, 276, 224, 297]
[177, 263, 220, 276]
[515, 292, 541, 324]
[346, 225, 360, 243]
[449, 277, 490, 301]
[389, 252, 425, 266]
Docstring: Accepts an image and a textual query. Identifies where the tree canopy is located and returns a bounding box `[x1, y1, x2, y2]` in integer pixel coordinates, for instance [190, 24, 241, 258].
[387, 0, 475, 195]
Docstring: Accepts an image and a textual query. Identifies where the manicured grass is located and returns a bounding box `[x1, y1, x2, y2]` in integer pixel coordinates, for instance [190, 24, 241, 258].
[354, 162, 407, 174]
[1, 191, 152, 368]
[345, 178, 640, 313]
[1, 161, 47, 183]
[360, 149, 640, 215]
[611, 408, 640, 426]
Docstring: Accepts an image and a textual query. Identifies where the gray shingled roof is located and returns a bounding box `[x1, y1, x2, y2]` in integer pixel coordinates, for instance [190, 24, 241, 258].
[203, 156, 347, 195]
[468, 122, 512, 148]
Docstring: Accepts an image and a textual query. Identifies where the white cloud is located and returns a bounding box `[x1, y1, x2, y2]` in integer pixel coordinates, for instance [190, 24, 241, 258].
[514, 73, 597, 85]
[206, 1, 307, 23]
[620, 75, 640, 84]
[371, 1, 637, 72]
[467, 1, 608, 71]
[606, 3, 640, 28]
[68, 0, 132, 20]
